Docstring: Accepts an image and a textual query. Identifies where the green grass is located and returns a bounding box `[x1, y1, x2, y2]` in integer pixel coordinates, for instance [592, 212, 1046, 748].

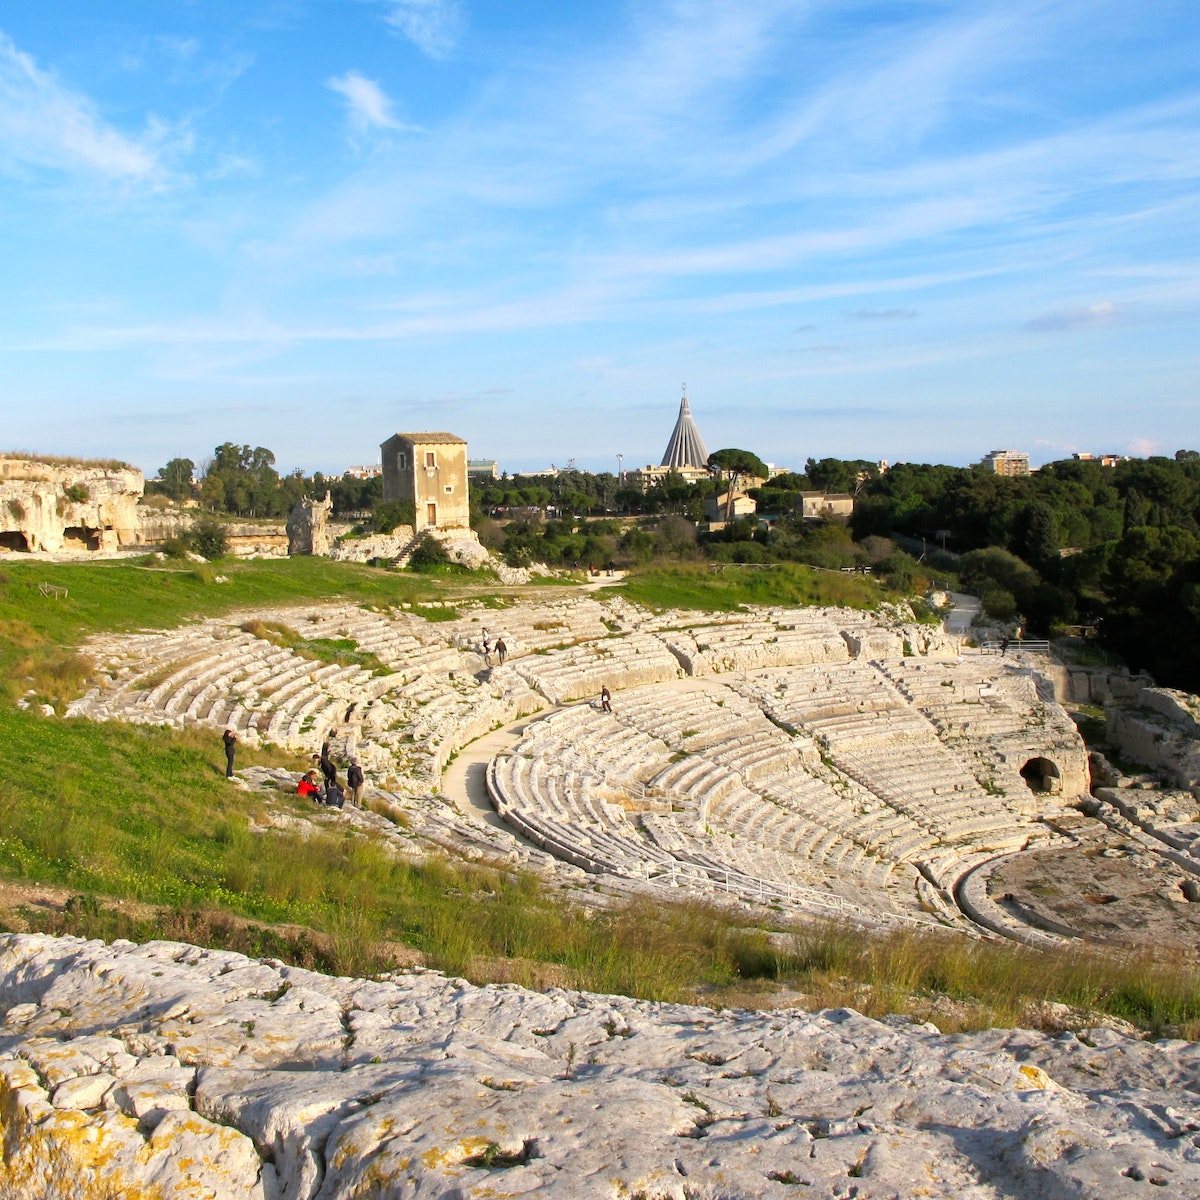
[620, 561, 884, 613]
[239, 619, 391, 676]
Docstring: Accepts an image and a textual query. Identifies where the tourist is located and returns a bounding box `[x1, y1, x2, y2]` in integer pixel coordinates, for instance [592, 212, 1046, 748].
[347, 758, 365, 807]
[601, 686, 612, 713]
[324, 778, 346, 809]
[481, 627, 492, 666]
[319, 743, 337, 788]
[496, 637, 508, 665]
[297, 770, 321, 800]
[222, 728, 237, 778]
[1000, 636, 1009, 656]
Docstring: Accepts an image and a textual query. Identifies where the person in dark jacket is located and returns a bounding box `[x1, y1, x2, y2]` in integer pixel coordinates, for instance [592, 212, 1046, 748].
[319, 747, 338, 788]
[347, 759, 365, 807]
[223, 728, 237, 778]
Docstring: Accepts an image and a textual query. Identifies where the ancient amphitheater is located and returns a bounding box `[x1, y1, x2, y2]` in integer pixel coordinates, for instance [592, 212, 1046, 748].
[5, 585, 1197, 1197]
[64, 585, 1146, 941]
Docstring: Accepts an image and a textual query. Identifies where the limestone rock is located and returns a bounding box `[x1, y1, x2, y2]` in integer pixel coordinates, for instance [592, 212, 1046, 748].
[287, 492, 334, 556]
[330, 529, 415, 562]
[0, 456, 144, 554]
[0, 933, 1198, 1199]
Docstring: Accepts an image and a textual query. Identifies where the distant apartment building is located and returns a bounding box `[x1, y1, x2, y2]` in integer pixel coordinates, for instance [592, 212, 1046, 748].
[380, 432, 470, 532]
[981, 449, 1031, 476]
[467, 459, 500, 480]
[343, 465, 381, 479]
[1072, 453, 1127, 467]
[626, 463, 712, 492]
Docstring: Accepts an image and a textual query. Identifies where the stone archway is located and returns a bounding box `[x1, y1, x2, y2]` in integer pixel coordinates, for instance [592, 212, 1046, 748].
[1020, 756, 1062, 795]
[0, 531, 29, 552]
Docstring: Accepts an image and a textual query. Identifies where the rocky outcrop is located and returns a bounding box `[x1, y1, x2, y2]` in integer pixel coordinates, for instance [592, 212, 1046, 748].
[0, 933, 1197, 1199]
[286, 493, 334, 556]
[0, 456, 143, 553]
[1107, 687, 1200, 792]
[329, 528, 416, 563]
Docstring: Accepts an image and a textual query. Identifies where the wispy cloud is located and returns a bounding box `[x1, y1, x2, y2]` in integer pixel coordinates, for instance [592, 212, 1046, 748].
[1024, 301, 1120, 332]
[381, 0, 465, 59]
[0, 32, 159, 179]
[844, 308, 917, 321]
[327, 70, 409, 137]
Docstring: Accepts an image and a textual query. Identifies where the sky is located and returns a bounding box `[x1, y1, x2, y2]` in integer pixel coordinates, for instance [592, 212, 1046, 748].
[1, 0, 1198, 478]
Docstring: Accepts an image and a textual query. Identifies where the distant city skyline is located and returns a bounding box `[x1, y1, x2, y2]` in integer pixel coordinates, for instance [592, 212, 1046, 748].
[1, 2, 1198, 477]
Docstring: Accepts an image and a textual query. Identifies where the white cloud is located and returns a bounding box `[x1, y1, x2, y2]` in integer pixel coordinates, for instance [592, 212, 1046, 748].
[1024, 301, 1119, 332]
[382, 0, 465, 59]
[0, 32, 158, 179]
[327, 70, 407, 137]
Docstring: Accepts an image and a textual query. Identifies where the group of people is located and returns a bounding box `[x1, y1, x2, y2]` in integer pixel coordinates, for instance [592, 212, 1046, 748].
[479, 627, 508, 667]
[223, 727, 365, 809]
[296, 740, 365, 808]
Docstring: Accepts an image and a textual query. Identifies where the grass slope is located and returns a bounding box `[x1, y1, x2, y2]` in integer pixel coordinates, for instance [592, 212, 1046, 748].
[620, 561, 886, 612]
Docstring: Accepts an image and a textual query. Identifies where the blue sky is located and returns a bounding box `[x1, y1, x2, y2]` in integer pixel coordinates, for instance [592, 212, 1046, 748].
[1, 1, 1198, 477]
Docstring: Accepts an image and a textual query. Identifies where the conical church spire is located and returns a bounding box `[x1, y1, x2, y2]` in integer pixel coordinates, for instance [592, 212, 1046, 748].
[660, 386, 709, 469]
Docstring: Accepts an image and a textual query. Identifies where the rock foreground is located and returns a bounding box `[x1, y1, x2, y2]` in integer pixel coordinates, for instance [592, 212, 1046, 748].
[0, 935, 1197, 1198]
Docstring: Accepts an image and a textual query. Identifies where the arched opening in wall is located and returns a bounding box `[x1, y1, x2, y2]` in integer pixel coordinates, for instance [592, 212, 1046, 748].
[0, 531, 29, 552]
[62, 526, 101, 551]
[1021, 757, 1062, 795]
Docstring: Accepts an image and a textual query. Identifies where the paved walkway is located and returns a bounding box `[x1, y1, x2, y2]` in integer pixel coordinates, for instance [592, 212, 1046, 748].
[942, 591, 981, 636]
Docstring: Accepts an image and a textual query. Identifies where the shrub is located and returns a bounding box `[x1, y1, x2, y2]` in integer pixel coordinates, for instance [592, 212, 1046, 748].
[62, 484, 89, 504]
[188, 515, 229, 560]
[408, 535, 456, 572]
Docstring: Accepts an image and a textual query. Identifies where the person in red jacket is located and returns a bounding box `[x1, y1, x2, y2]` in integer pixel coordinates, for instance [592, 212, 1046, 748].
[296, 770, 321, 800]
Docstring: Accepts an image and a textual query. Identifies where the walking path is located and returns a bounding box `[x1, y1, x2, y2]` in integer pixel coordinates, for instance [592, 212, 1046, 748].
[942, 590, 981, 636]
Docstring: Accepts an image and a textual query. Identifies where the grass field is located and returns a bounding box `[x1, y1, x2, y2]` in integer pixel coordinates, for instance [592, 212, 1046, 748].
[0, 554, 1196, 1034]
[620, 561, 887, 613]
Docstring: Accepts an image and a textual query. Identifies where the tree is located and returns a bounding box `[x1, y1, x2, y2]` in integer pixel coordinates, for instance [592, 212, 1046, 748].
[154, 458, 195, 502]
[708, 449, 769, 521]
[708, 448, 769, 481]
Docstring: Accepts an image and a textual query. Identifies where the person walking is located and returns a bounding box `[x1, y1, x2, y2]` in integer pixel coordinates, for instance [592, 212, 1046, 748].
[222, 728, 237, 778]
[600, 686, 612, 713]
[347, 758, 365, 808]
[495, 637, 508, 666]
[481, 627, 492, 667]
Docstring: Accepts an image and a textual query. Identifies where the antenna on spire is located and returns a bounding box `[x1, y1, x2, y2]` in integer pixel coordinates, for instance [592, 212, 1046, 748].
[682, 382, 687, 397]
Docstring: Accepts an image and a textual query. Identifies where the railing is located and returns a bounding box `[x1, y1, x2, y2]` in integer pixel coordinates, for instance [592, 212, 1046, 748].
[977, 640, 1051, 655]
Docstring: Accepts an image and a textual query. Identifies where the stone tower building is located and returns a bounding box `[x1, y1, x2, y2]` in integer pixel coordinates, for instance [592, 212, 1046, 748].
[379, 433, 470, 532]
